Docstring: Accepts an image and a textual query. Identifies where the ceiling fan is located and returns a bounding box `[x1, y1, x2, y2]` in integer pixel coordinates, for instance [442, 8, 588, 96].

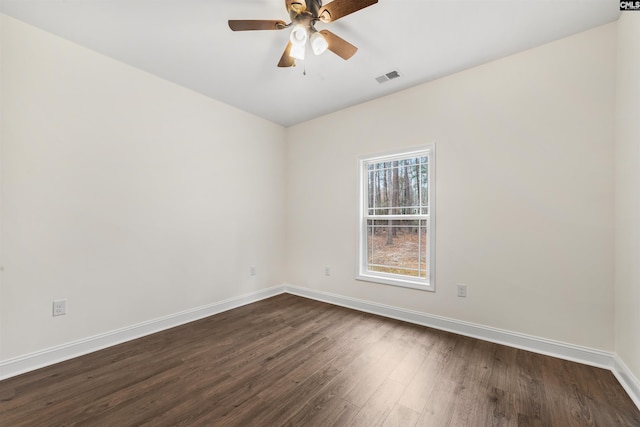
[228, 0, 378, 67]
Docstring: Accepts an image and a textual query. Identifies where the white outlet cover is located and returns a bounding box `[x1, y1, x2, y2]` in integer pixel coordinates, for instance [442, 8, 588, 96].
[53, 300, 67, 316]
[457, 284, 467, 298]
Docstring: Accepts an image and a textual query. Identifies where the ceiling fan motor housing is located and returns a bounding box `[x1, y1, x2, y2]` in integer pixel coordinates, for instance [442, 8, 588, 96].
[288, 0, 323, 21]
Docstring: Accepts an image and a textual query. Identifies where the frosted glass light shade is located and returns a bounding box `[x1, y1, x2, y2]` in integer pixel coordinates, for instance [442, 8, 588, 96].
[310, 31, 328, 55]
[290, 24, 308, 46]
[290, 42, 306, 60]
[289, 24, 308, 60]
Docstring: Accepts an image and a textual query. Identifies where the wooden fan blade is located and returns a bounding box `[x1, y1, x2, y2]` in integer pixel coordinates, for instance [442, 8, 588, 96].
[278, 42, 296, 67]
[228, 20, 287, 31]
[285, 0, 306, 14]
[318, 0, 378, 23]
[319, 30, 358, 60]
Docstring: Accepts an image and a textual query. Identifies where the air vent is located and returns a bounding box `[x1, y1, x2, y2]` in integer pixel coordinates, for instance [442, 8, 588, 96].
[375, 70, 401, 84]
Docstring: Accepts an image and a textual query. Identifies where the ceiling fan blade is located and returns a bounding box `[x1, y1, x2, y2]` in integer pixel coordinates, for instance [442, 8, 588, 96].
[228, 20, 287, 31]
[285, 0, 306, 14]
[278, 42, 296, 67]
[318, 0, 378, 23]
[319, 30, 358, 60]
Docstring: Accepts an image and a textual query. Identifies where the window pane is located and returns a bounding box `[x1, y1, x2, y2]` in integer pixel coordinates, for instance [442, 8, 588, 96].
[420, 160, 429, 215]
[367, 157, 428, 216]
[367, 219, 428, 278]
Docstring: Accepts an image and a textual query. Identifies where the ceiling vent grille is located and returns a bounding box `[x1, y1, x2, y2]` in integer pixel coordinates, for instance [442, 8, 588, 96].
[376, 70, 401, 84]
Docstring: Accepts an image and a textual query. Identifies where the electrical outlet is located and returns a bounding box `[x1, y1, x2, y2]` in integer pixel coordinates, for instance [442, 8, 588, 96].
[457, 284, 467, 298]
[250, 266, 256, 276]
[324, 266, 331, 276]
[53, 300, 67, 316]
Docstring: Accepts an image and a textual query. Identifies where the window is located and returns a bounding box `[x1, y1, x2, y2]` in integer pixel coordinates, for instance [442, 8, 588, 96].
[357, 146, 435, 291]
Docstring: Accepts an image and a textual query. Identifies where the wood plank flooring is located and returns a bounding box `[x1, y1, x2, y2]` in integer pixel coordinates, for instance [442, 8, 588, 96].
[1, 294, 639, 426]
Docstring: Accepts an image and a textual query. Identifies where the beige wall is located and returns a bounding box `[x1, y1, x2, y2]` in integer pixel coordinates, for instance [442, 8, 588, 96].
[0, 14, 628, 370]
[286, 23, 617, 351]
[615, 13, 640, 384]
[0, 15, 286, 360]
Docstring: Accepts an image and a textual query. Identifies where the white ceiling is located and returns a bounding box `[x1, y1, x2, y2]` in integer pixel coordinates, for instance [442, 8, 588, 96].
[0, 0, 621, 127]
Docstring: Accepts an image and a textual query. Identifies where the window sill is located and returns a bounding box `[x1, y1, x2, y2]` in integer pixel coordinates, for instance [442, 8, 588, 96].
[356, 273, 434, 292]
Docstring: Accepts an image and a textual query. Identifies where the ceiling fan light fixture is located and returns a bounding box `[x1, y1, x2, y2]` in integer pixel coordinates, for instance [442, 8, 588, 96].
[290, 24, 308, 46]
[289, 24, 308, 60]
[290, 42, 306, 60]
[310, 31, 329, 55]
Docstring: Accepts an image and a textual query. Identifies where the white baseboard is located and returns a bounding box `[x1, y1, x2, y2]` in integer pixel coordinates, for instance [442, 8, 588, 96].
[613, 356, 640, 410]
[0, 286, 285, 380]
[2, 283, 639, 411]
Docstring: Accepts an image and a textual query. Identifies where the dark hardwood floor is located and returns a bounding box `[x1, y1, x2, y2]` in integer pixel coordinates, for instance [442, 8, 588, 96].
[1, 293, 639, 426]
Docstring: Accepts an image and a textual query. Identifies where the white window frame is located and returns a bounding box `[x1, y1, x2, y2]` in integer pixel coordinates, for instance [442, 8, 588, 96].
[356, 145, 435, 292]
